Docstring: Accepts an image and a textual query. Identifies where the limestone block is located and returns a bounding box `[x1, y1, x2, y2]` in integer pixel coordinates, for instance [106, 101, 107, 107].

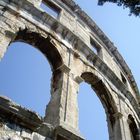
[60, 11, 76, 32]
[32, 132, 45, 140]
[27, 0, 42, 7]
[21, 130, 32, 139]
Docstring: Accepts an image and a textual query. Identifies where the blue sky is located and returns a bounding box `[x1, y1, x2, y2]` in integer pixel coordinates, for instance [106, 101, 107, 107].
[0, 0, 139, 140]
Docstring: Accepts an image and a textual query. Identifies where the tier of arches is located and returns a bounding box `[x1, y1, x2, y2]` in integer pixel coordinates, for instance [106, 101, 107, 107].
[0, 28, 139, 140]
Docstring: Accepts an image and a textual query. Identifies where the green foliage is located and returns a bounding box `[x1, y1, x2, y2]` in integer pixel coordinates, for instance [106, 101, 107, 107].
[98, 0, 140, 16]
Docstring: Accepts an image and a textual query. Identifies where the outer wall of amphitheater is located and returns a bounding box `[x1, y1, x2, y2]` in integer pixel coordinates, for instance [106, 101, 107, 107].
[0, 0, 139, 140]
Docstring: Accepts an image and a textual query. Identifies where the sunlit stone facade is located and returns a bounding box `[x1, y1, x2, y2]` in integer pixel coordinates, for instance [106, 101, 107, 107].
[0, 0, 139, 139]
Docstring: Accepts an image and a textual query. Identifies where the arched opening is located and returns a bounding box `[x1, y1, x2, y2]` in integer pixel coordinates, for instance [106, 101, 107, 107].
[78, 72, 117, 140]
[0, 42, 51, 116]
[78, 82, 109, 140]
[128, 115, 139, 140]
[0, 29, 63, 117]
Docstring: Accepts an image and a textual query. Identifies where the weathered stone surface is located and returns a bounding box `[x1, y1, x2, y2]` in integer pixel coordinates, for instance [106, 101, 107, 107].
[0, 0, 139, 140]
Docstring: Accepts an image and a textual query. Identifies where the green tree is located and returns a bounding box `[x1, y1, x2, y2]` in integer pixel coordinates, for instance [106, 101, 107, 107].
[98, 0, 140, 16]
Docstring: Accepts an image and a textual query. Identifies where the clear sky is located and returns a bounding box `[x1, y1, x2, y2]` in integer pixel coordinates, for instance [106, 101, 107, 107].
[0, 0, 139, 140]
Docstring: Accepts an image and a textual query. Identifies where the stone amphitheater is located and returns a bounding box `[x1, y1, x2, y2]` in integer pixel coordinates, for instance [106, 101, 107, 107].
[0, 0, 139, 140]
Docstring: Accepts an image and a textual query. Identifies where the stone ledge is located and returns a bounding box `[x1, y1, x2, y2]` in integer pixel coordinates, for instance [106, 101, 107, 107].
[0, 96, 43, 131]
[54, 125, 84, 140]
[36, 122, 54, 138]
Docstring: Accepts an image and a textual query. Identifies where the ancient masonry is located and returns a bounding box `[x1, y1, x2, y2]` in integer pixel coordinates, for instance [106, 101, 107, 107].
[0, 0, 139, 140]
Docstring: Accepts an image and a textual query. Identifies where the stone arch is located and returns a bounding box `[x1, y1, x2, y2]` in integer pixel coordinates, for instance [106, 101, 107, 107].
[128, 114, 140, 140]
[13, 30, 66, 115]
[14, 29, 63, 71]
[0, 28, 65, 118]
[80, 71, 119, 139]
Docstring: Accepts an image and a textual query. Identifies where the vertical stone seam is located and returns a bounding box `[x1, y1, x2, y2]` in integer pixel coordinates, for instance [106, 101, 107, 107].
[64, 48, 71, 121]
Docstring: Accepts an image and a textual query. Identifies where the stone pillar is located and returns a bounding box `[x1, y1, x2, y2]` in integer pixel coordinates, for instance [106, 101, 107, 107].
[44, 68, 64, 127]
[44, 64, 80, 131]
[136, 128, 140, 140]
[61, 73, 80, 130]
[106, 116, 114, 140]
[113, 112, 124, 140]
[113, 112, 138, 140]
[44, 64, 84, 139]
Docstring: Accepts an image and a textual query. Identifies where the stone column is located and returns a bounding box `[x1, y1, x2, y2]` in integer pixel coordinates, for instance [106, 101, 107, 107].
[107, 116, 114, 140]
[136, 128, 140, 140]
[61, 73, 81, 130]
[113, 112, 137, 140]
[44, 64, 85, 139]
[44, 64, 80, 131]
[113, 112, 124, 140]
[127, 117, 140, 140]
